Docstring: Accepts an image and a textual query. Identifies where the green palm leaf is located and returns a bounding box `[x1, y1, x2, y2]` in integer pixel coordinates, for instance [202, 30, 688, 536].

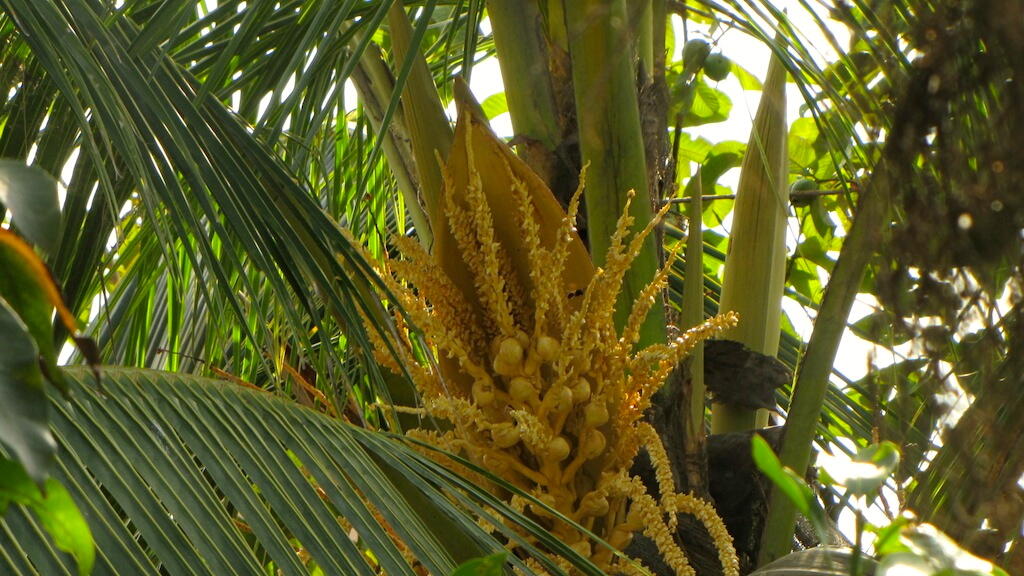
[1, 368, 599, 575]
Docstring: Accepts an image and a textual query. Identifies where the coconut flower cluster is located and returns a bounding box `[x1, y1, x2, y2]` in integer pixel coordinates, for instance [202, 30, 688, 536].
[366, 106, 739, 576]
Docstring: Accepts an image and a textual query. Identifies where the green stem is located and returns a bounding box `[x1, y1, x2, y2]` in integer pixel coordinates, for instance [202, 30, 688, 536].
[564, 0, 665, 347]
[387, 2, 452, 227]
[757, 168, 892, 566]
[652, 0, 667, 73]
[542, 0, 569, 53]
[351, 42, 432, 246]
[637, 0, 655, 78]
[486, 0, 563, 186]
[683, 171, 706, 441]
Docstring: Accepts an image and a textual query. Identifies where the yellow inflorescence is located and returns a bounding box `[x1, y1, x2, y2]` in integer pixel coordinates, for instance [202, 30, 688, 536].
[369, 108, 739, 576]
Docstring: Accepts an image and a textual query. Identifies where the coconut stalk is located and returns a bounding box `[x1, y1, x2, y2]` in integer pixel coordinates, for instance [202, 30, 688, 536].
[387, 2, 452, 226]
[709, 48, 789, 434]
[541, 0, 570, 53]
[485, 0, 565, 190]
[564, 0, 666, 347]
[351, 41, 432, 246]
[682, 170, 707, 489]
[636, 0, 655, 77]
[757, 167, 893, 566]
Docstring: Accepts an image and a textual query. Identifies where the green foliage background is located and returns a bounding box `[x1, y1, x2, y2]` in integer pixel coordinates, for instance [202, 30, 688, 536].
[0, 0, 1021, 574]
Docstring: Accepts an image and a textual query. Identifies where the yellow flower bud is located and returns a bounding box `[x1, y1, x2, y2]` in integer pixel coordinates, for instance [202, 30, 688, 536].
[583, 401, 609, 427]
[493, 337, 524, 376]
[547, 436, 571, 461]
[578, 491, 609, 517]
[569, 539, 591, 558]
[582, 429, 606, 459]
[626, 506, 645, 529]
[547, 385, 574, 415]
[609, 528, 633, 550]
[508, 376, 536, 403]
[530, 493, 557, 518]
[571, 377, 591, 403]
[472, 380, 495, 406]
[491, 422, 521, 448]
[536, 335, 561, 362]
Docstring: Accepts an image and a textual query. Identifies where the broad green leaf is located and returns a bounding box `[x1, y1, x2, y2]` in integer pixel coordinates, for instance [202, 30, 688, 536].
[789, 118, 822, 170]
[0, 457, 42, 512]
[675, 132, 715, 165]
[751, 435, 829, 541]
[479, 92, 508, 120]
[683, 79, 733, 126]
[752, 435, 812, 516]
[0, 229, 74, 394]
[448, 552, 508, 576]
[0, 457, 94, 576]
[850, 310, 912, 346]
[795, 236, 835, 272]
[0, 161, 61, 255]
[701, 189, 734, 228]
[870, 515, 913, 556]
[708, 139, 746, 159]
[817, 441, 900, 496]
[0, 297, 55, 485]
[732, 61, 764, 90]
[31, 477, 95, 576]
[702, 148, 744, 184]
[789, 265, 823, 301]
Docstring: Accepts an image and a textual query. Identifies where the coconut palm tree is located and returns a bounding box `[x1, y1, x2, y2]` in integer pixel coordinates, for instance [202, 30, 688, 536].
[0, 0, 1020, 574]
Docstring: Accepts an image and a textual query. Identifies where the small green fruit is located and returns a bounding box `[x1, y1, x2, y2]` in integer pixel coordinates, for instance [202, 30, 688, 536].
[682, 39, 711, 75]
[790, 178, 817, 192]
[790, 178, 818, 207]
[703, 53, 731, 81]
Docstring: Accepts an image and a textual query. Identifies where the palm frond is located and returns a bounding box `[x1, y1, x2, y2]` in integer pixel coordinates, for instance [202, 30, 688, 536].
[0, 367, 600, 575]
[0, 1, 412, 399]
